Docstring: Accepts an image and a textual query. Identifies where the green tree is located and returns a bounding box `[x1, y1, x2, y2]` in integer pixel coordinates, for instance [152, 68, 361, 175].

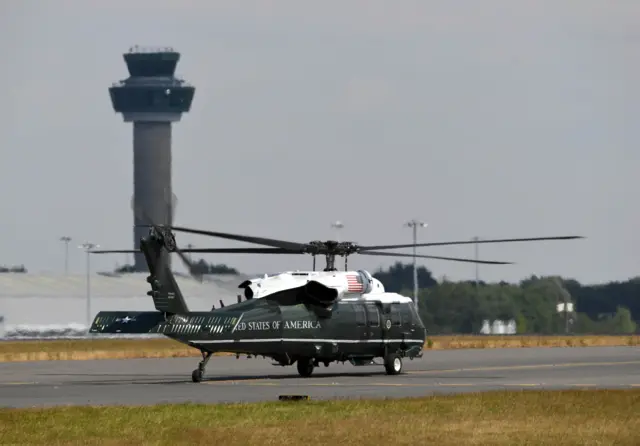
[373, 262, 437, 293]
[515, 313, 528, 334]
[608, 306, 637, 334]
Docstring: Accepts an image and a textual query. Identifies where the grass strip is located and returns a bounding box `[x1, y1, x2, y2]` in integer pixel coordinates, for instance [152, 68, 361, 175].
[0, 335, 637, 362]
[0, 389, 638, 445]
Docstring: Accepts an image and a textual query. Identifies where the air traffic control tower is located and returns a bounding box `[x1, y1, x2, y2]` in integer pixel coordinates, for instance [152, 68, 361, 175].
[109, 46, 195, 271]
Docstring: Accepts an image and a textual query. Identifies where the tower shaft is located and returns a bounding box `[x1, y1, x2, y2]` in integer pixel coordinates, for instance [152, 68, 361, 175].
[133, 122, 173, 271]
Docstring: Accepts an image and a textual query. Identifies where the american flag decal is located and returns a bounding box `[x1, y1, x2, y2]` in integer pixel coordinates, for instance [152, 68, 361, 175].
[346, 274, 364, 293]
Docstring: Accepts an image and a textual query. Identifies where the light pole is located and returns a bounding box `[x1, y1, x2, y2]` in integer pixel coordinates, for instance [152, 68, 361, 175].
[78, 242, 99, 331]
[404, 220, 428, 311]
[473, 236, 479, 298]
[59, 236, 72, 275]
[331, 221, 344, 242]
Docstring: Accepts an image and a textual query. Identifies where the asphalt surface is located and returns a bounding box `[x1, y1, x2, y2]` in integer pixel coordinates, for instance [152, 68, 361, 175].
[1, 346, 639, 408]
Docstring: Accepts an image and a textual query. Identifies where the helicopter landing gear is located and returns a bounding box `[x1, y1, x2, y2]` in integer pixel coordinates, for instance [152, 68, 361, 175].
[296, 357, 315, 377]
[384, 353, 403, 375]
[192, 350, 213, 383]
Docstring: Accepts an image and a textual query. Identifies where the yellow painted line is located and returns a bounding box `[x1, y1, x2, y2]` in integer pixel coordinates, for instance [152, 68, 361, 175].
[205, 378, 271, 384]
[204, 380, 278, 386]
[407, 360, 640, 375]
[569, 383, 596, 387]
[369, 383, 434, 387]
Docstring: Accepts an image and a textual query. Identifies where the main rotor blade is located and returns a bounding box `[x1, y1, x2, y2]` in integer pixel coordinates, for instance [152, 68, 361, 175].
[360, 251, 513, 265]
[90, 247, 300, 255]
[173, 245, 202, 281]
[359, 236, 584, 251]
[90, 249, 138, 254]
[163, 226, 308, 252]
[181, 247, 303, 254]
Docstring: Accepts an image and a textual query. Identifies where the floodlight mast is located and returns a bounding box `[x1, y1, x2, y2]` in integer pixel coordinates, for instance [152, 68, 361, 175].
[59, 236, 72, 275]
[473, 236, 479, 298]
[404, 220, 428, 311]
[78, 242, 99, 331]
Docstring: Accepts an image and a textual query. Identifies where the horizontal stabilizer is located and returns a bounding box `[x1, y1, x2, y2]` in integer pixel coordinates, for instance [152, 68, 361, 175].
[90, 311, 166, 334]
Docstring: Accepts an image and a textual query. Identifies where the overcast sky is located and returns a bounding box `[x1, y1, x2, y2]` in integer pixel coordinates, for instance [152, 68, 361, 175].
[1, 1, 638, 284]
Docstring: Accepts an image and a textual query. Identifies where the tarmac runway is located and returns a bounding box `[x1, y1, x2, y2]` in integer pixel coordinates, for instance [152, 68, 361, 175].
[1, 346, 639, 408]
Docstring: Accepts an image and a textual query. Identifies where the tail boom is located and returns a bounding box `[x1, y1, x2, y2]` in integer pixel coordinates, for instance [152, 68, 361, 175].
[90, 311, 167, 334]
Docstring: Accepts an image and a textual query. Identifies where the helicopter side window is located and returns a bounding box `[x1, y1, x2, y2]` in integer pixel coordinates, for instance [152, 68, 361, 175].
[365, 304, 379, 327]
[353, 304, 366, 326]
[390, 304, 401, 326]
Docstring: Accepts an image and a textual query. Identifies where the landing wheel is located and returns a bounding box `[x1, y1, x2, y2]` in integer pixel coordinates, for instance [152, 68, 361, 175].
[296, 358, 315, 377]
[384, 353, 403, 375]
[191, 350, 212, 383]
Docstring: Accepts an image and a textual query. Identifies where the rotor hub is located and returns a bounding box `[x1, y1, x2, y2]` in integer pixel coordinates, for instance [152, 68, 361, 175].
[148, 226, 177, 252]
[305, 240, 358, 256]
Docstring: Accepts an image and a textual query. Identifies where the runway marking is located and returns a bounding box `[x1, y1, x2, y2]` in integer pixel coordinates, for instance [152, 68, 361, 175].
[502, 383, 540, 387]
[204, 380, 277, 386]
[1, 382, 37, 386]
[205, 378, 272, 384]
[407, 360, 640, 375]
[437, 383, 475, 387]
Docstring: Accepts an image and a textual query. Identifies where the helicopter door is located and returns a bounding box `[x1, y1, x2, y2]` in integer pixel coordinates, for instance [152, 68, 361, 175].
[364, 303, 382, 348]
[353, 303, 368, 342]
[386, 303, 403, 345]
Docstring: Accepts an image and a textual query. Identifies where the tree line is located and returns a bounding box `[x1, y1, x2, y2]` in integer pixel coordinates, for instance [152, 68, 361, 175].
[373, 262, 638, 335]
[0, 265, 27, 273]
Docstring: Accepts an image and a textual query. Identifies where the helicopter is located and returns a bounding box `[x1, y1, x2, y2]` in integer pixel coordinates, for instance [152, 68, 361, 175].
[89, 216, 583, 383]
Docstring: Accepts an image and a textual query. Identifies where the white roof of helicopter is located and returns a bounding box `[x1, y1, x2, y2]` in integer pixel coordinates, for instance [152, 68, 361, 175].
[241, 269, 413, 304]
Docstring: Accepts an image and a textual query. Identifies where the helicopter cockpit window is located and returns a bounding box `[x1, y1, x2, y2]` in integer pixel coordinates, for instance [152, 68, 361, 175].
[408, 304, 419, 326]
[400, 304, 413, 326]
